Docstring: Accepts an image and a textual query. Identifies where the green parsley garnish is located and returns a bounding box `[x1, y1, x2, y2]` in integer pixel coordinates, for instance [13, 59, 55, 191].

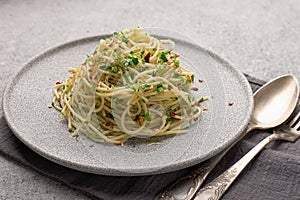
[125, 82, 140, 92]
[107, 65, 118, 73]
[125, 56, 139, 68]
[199, 97, 205, 102]
[98, 63, 107, 70]
[129, 56, 139, 65]
[145, 112, 152, 121]
[157, 83, 164, 93]
[191, 74, 195, 82]
[151, 71, 156, 77]
[172, 58, 180, 67]
[120, 31, 129, 43]
[141, 84, 151, 89]
[160, 52, 168, 62]
[165, 107, 176, 122]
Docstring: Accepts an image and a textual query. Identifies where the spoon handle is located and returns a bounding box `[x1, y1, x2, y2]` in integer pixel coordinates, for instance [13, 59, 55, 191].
[194, 134, 276, 200]
[157, 149, 229, 200]
[156, 125, 254, 200]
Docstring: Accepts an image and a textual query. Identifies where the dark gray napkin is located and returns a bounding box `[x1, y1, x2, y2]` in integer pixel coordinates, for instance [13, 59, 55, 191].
[0, 75, 299, 200]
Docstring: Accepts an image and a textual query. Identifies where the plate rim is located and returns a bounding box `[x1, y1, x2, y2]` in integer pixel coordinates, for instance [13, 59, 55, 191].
[2, 32, 254, 176]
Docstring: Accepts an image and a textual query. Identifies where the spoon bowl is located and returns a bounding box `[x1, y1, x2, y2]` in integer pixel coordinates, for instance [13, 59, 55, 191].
[249, 74, 299, 130]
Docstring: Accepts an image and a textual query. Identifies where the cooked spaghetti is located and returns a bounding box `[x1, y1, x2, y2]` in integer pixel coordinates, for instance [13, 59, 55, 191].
[51, 27, 205, 145]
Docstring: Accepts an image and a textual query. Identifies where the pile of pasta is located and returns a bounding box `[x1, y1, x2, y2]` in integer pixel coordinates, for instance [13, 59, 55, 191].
[51, 27, 204, 145]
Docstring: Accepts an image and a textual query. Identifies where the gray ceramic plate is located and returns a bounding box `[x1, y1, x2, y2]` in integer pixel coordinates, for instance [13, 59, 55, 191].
[3, 28, 253, 176]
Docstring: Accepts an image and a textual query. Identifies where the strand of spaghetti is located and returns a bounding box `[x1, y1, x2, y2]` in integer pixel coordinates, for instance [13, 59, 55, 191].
[161, 39, 175, 51]
[137, 93, 149, 103]
[149, 39, 160, 63]
[95, 89, 132, 97]
[133, 69, 156, 82]
[128, 100, 142, 116]
[94, 97, 105, 112]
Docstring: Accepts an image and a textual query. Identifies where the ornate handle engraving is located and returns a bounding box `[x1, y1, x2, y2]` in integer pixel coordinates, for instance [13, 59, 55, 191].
[158, 160, 213, 200]
[194, 134, 275, 200]
[156, 126, 253, 200]
[157, 145, 234, 200]
[194, 168, 237, 200]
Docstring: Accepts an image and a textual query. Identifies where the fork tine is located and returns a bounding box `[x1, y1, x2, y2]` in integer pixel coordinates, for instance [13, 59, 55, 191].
[289, 111, 300, 128]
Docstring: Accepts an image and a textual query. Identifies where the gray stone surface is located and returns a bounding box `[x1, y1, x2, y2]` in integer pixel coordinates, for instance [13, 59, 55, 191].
[0, 0, 299, 199]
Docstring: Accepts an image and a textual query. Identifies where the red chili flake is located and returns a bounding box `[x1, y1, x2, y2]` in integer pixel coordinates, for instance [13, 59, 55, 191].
[106, 113, 113, 118]
[144, 52, 150, 63]
[105, 122, 111, 127]
[170, 111, 176, 116]
[191, 87, 199, 91]
[138, 116, 143, 126]
[228, 102, 234, 106]
[198, 79, 204, 83]
[203, 107, 209, 111]
[196, 102, 201, 107]
[56, 81, 62, 85]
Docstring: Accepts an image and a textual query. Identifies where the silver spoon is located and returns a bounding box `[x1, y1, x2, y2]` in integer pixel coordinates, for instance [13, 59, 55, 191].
[195, 103, 300, 200]
[157, 74, 299, 200]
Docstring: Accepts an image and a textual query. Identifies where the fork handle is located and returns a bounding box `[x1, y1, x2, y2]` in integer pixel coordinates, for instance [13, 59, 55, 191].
[194, 134, 277, 200]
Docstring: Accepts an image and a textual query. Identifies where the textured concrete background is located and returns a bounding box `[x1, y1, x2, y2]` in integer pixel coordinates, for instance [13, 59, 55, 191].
[1, 0, 300, 199]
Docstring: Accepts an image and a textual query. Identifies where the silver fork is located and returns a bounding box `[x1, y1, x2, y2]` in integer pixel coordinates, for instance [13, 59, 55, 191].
[194, 107, 300, 200]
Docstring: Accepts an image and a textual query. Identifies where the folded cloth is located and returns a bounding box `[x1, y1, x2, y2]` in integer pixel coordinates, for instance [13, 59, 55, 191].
[0, 74, 299, 200]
